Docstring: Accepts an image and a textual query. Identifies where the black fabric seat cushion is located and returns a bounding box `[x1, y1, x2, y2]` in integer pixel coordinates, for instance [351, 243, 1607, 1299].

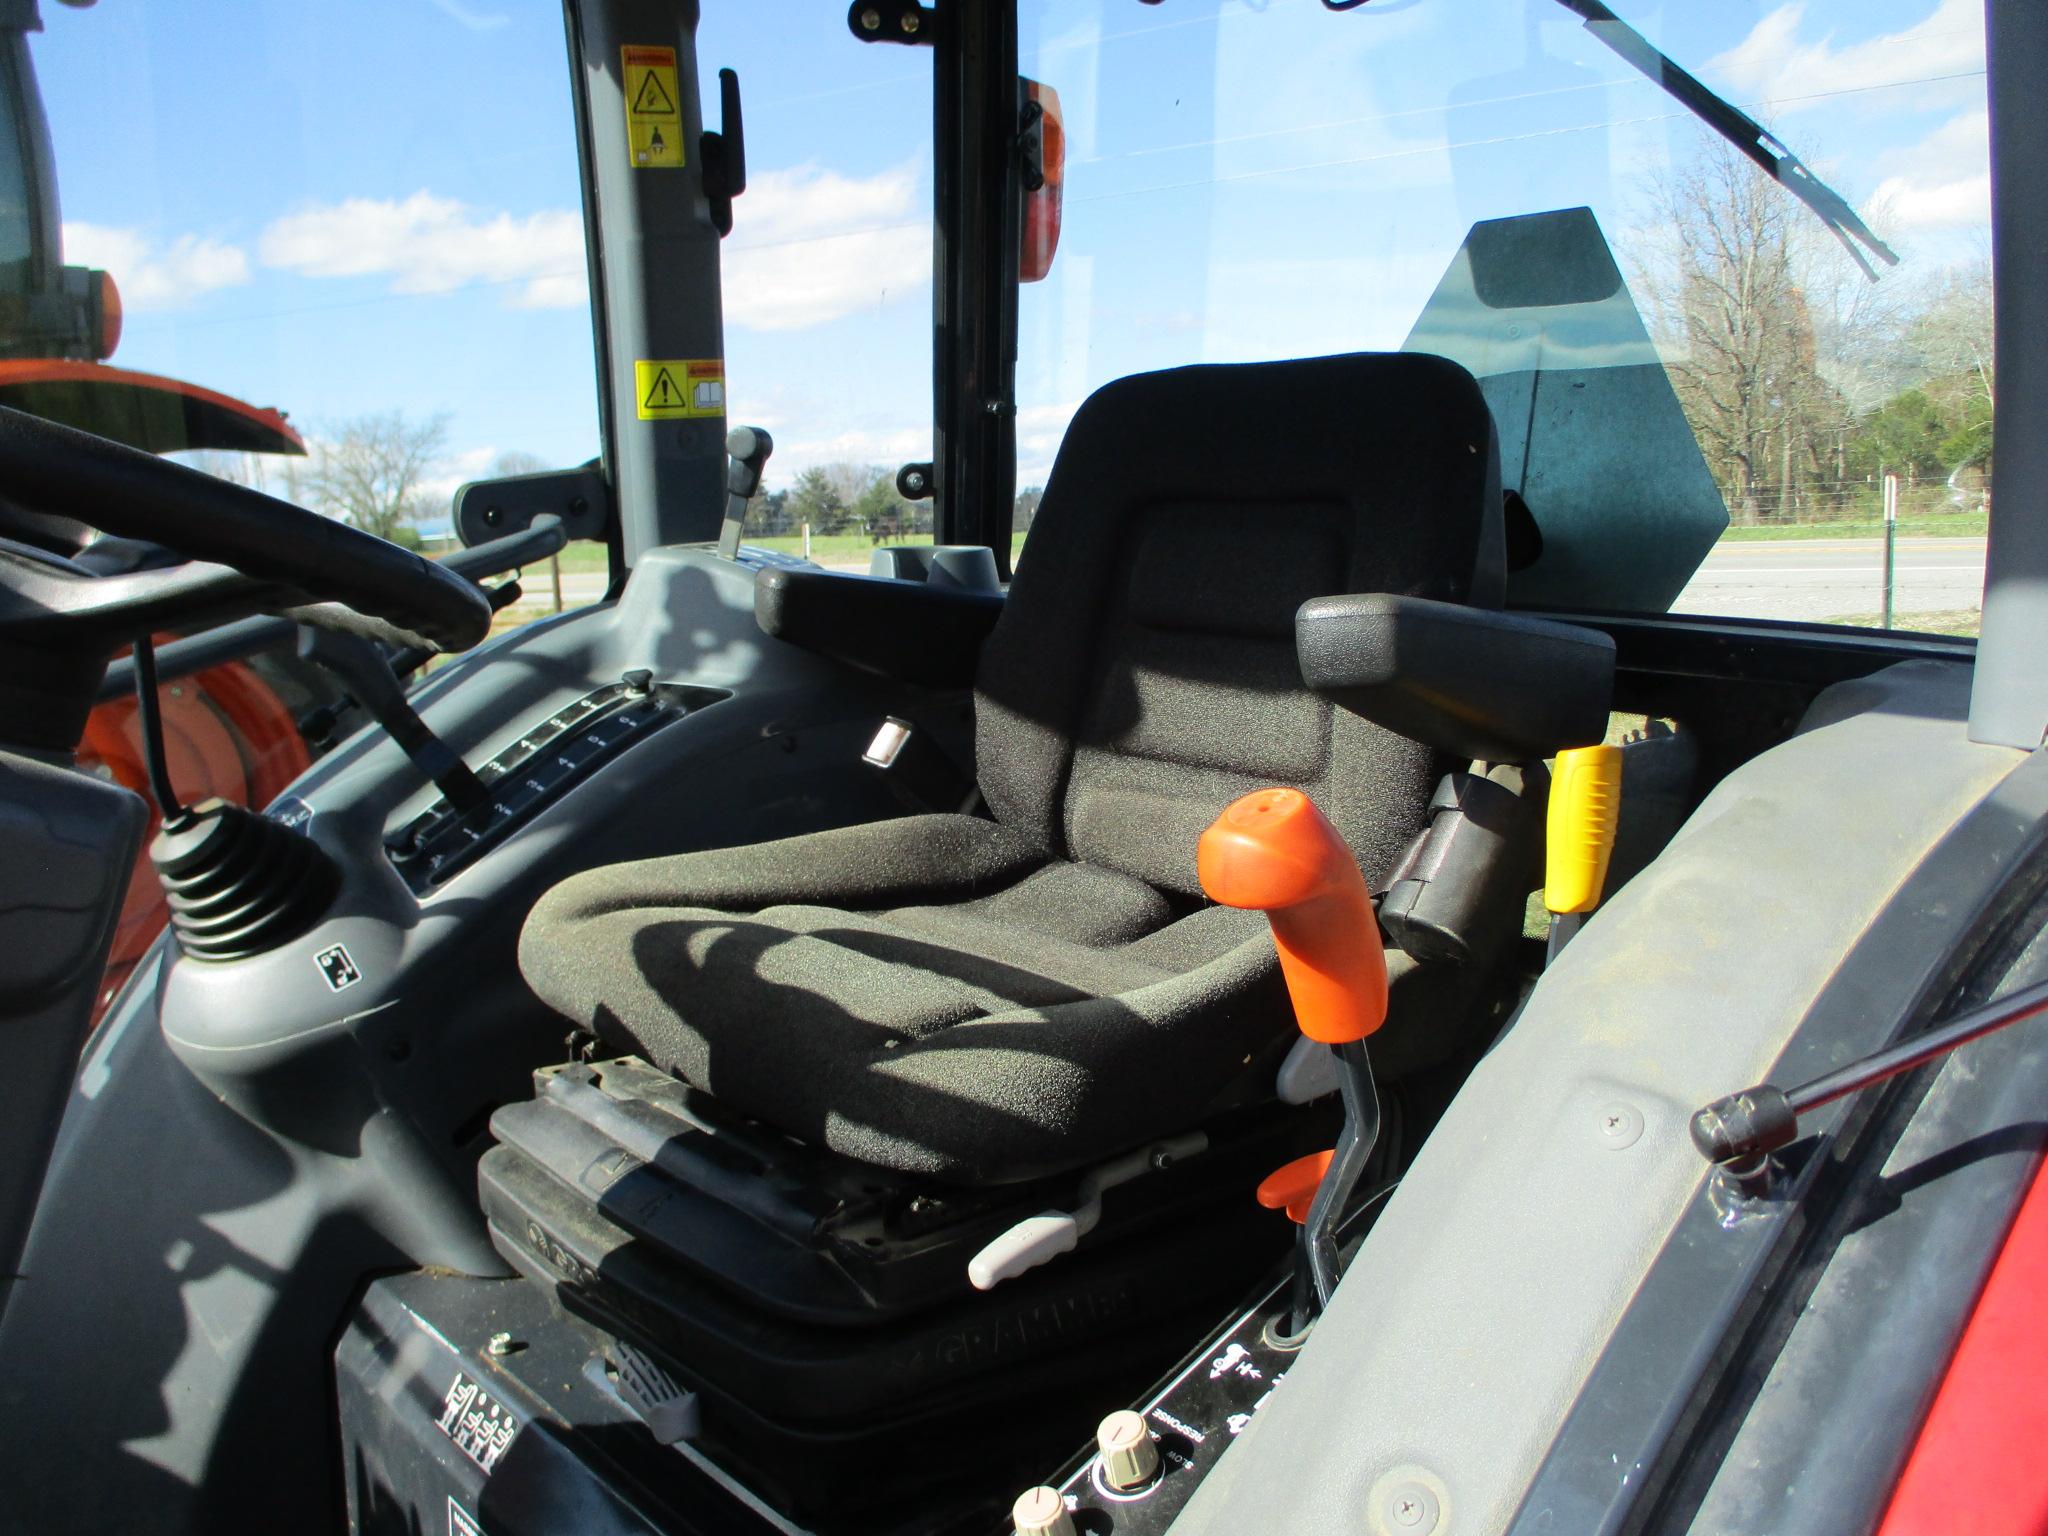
[519, 354, 1503, 1184]
[520, 814, 1287, 1183]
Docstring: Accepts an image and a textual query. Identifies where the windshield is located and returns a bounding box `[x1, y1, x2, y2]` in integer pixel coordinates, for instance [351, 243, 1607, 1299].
[6, 0, 604, 619]
[2, 2, 1995, 636]
[1018, 0, 1992, 636]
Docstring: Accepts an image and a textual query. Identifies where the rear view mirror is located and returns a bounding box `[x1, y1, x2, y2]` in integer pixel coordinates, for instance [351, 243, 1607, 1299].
[1020, 79, 1063, 282]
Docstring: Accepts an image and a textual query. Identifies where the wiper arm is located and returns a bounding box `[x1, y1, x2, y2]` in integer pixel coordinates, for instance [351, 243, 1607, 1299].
[1554, 0, 1899, 280]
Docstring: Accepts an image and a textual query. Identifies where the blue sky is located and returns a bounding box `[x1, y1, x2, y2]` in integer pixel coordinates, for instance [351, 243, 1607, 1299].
[36, 0, 1989, 501]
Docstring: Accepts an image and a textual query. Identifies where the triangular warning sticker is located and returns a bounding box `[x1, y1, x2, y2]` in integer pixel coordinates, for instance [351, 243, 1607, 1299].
[631, 69, 676, 116]
[642, 367, 683, 411]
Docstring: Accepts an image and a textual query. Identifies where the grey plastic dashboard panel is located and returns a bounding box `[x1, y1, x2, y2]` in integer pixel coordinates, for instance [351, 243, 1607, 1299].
[0, 546, 951, 1535]
[1166, 660, 2021, 1536]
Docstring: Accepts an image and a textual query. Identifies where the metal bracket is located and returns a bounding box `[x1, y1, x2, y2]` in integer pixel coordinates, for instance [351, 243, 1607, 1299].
[453, 463, 609, 549]
[848, 0, 938, 46]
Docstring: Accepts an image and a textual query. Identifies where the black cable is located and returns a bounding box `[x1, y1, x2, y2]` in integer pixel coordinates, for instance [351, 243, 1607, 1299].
[130, 635, 185, 822]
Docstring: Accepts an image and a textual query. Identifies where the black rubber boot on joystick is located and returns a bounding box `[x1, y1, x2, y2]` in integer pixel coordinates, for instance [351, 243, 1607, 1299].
[151, 797, 339, 962]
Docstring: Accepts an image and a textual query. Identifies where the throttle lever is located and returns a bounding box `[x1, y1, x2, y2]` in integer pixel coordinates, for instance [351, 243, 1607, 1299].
[717, 426, 774, 560]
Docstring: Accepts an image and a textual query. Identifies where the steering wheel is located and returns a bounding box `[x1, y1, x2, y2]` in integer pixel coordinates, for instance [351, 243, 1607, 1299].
[0, 406, 493, 752]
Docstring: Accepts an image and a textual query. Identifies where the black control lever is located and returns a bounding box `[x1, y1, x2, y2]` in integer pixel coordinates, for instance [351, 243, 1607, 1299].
[716, 426, 774, 560]
[298, 579, 520, 750]
[383, 577, 522, 678]
[1692, 974, 2048, 1189]
[297, 627, 488, 814]
[700, 68, 747, 236]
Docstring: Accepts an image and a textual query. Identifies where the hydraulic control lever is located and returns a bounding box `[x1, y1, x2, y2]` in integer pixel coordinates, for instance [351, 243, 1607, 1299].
[1543, 742, 1621, 959]
[716, 425, 774, 560]
[1199, 788, 1388, 1336]
[298, 626, 488, 814]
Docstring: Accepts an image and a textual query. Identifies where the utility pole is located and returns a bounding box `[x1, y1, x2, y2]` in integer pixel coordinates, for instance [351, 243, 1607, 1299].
[1882, 472, 1899, 629]
[1780, 428, 1794, 523]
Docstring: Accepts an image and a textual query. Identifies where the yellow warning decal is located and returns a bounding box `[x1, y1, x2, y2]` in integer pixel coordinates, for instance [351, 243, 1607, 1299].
[621, 46, 684, 169]
[634, 359, 725, 420]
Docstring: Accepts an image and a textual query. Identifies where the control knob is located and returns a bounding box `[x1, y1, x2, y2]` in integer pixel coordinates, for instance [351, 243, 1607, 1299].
[1011, 1485, 1077, 1536]
[1098, 1408, 1162, 1491]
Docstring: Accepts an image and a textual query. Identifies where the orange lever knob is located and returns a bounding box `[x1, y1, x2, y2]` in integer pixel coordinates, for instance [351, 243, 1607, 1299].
[1257, 1149, 1335, 1223]
[1197, 788, 1388, 1044]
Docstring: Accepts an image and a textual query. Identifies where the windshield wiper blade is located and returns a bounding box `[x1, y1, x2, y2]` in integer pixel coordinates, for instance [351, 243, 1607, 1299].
[1554, 0, 1899, 280]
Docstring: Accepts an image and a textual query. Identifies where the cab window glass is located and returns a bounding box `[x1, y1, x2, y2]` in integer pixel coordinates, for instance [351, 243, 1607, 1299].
[698, 0, 937, 570]
[1018, 0, 1990, 634]
[17, 1, 602, 636]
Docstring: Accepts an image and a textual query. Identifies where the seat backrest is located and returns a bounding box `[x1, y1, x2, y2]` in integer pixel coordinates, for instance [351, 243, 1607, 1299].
[974, 352, 1503, 897]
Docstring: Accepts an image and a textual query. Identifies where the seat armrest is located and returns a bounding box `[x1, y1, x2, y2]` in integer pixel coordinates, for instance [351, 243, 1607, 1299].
[1298, 593, 1615, 761]
[754, 566, 1004, 689]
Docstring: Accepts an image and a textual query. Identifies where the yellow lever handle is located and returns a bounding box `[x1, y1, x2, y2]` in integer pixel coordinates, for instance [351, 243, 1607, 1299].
[1545, 744, 1622, 915]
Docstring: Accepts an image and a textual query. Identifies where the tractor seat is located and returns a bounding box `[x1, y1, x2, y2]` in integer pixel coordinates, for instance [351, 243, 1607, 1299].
[519, 353, 1506, 1185]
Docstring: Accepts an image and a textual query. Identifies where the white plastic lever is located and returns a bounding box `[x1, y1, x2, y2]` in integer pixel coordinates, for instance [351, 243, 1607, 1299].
[967, 1133, 1207, 1291]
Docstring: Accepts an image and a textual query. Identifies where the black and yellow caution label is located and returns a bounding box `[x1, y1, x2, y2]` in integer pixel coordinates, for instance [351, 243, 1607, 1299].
[621, 46, 683, 169]
[634, 359, 725, 420]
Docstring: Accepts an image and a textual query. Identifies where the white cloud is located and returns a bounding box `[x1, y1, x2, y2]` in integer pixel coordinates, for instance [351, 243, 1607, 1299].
[757, 399, 1077, 490]
[424, 0, 509, 31]
[1015, 401, 1078, 486]
[1709, 0, 1985, 113]
[61, 223, 250, 311]
[253, 165, 927, 329]
[767, 424, 932, 482]
[1874, 170, 1990, 231]
[416, 445, 500, 514]
[722, 162, 928, 332]
[257, 192, 586, 309]
[1871, 108, 1991, 230]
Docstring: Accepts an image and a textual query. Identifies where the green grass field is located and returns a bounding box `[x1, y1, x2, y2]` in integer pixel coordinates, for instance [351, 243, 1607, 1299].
[534, 520, 1982, 573]
[1716, 513, 1986, 542]
[522, 515, 1988, 581]
[1822, 609, 1981, 637]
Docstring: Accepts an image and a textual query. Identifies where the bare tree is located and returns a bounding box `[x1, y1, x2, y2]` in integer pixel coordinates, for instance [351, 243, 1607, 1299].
[1911, 257, 1994, 419]
[1633, 138, 1850, 523]
[306, 411, 450, 544]
[490, 449, 550, 479]
[180, 449, 260, 486]
[180, 448, 309, 504]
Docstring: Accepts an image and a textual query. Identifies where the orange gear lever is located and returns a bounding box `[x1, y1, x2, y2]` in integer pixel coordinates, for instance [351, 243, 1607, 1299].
[1197, 788, 1388, 1044]
[1204, 788, 1388, 1335]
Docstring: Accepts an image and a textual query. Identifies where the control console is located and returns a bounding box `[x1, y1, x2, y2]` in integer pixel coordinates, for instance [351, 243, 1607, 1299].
[385, 674, 727, 893]
[1024, 1263, 1307, 1535]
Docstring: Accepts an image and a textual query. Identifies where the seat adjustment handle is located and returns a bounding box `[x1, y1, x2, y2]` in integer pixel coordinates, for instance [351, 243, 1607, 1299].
[966, 1133, 1207, 1291]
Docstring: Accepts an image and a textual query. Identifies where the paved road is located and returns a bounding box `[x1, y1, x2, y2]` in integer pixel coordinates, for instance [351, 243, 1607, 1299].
[1674, 537, 1986, 623]
[546, 537, 1986, 626]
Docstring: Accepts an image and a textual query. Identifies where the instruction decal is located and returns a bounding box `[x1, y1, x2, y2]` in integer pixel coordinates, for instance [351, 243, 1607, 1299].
[314, 943, 361, 993]
[437, 1371, 520, 1474]
[634, 358, 725, 420]
[621, 45, 684, 169]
